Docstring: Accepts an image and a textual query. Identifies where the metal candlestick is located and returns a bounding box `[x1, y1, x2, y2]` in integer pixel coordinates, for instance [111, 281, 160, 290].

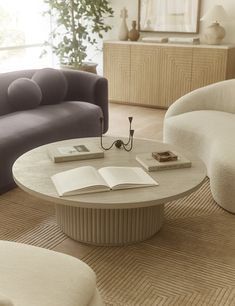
[100, 117, 134, 151]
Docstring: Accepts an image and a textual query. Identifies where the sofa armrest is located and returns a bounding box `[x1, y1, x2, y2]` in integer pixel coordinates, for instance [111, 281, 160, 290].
[62, 69, 108, 133]
[165, 79, 235, 119]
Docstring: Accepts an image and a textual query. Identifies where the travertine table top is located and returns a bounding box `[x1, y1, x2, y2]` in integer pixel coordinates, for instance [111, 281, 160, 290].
[13, 137, 206, 209]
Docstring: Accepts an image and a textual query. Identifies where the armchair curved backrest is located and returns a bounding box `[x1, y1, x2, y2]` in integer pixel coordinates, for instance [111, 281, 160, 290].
[165, 79, 235, 119]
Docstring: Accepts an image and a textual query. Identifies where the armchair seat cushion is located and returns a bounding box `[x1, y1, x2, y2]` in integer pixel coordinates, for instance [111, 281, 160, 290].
[165, 110, 235, 176]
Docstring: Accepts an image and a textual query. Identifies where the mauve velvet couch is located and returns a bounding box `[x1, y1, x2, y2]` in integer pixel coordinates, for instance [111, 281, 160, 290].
[0, 68, 108, 194]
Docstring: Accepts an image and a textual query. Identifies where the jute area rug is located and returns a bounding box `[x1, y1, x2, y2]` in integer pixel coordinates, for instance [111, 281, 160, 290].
[1, 179, 235, 306]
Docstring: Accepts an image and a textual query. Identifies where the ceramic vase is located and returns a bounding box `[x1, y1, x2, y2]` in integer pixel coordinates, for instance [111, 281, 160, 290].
[118, 7, 129, 41]
[128, 20, 140, 41]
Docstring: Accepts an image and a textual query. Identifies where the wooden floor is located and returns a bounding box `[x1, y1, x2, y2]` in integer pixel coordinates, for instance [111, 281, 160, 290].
[53, 103, 166, 257]
[106, 103, 166, 141]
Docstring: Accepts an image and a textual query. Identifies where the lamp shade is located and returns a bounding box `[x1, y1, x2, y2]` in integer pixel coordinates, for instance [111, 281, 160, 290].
[200, 5, 230, 23]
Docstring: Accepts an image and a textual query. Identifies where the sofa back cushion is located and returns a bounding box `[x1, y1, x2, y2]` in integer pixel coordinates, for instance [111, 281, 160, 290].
[32, 68, 68, 105]
[8, 78, 42, 111]
[0, 70, 36, 116]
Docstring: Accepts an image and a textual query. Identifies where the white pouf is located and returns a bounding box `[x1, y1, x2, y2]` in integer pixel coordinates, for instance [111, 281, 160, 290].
[0, 241, 103, 306]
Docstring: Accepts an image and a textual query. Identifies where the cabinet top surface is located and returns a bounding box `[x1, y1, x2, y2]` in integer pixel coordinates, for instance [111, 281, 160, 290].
[104, 40, 235, 49]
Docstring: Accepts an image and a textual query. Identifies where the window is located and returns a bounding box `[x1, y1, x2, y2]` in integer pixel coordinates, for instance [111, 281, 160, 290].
[0, 0, 52, 72]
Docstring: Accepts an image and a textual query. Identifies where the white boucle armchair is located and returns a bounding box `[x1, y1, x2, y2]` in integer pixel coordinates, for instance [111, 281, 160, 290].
[164, 79, 235, 213]
[0, 241, 103, 306]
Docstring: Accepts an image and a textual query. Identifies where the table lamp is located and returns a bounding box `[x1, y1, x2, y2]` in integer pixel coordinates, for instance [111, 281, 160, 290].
[200, 5, 230, 45]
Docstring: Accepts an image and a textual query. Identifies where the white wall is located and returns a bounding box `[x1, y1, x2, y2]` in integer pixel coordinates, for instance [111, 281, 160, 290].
[93, 0, 235, 74]
[106, 0, 235, 44]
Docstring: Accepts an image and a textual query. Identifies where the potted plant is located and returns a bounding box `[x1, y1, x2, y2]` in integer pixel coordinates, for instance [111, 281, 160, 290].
[43, 0, 114, 73]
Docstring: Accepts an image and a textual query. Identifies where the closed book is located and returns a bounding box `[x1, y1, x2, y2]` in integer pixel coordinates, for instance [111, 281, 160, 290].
[142, 37, 168, 43]
[47, 143, 104, 163]
[168, 37, 200, 44]
[136, 152, 191, 171]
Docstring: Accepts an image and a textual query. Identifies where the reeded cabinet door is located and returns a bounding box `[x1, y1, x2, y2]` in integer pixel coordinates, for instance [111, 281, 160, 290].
[103, 43, 131, 103]
[129, 44, 162, 107]
[103, 42, 235, 108]
[158, 46, 192, 107]
[191, 48, 227, 91]
[129, 45, 192, 107]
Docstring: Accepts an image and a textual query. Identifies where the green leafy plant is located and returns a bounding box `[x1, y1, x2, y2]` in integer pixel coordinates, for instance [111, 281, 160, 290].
[43, 0, 114, 68]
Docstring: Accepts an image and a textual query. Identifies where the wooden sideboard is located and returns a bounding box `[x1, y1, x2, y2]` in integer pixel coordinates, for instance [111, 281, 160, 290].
[103, 41, 235, 108]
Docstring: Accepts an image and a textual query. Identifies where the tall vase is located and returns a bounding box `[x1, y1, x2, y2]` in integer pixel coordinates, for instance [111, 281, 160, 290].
[128, 20, 140, 41]
[118, 7, 129, 41]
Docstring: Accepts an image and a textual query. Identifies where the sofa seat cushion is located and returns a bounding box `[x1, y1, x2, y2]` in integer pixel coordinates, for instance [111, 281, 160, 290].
[0, 101, 102, 191]
[0, 101, 102, 148]
[0, 241, 102, 306]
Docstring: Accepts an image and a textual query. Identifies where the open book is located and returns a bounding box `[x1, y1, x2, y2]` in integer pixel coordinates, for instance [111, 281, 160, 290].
[51, 166, 158, 196]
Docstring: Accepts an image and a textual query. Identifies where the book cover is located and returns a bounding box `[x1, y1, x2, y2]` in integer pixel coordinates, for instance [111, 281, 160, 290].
[47, 143, 104, 163]
[136, 152, 191, 171]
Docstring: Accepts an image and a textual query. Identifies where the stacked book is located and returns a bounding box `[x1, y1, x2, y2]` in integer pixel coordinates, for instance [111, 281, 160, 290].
[168, 37, 200, 44]
[142, 37, 169, 43]
[136, 151, 191, 171]
[141, 37, 200, 45]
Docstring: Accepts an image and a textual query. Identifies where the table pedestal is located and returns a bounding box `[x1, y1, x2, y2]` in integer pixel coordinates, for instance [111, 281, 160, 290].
[55, 204, 164, 246]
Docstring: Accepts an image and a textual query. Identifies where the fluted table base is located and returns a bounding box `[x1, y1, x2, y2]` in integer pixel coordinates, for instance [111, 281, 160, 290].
[55, 204, 164, 246]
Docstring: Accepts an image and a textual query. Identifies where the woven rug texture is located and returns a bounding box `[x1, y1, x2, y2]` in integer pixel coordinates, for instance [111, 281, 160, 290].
[1, 179, 235, 305]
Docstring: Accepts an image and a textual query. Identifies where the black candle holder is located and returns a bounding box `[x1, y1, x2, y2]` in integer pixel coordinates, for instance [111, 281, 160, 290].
[100, 117, 134, 152]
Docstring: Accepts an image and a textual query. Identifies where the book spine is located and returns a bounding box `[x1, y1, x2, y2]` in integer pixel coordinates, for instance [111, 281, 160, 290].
[149, 162, 191, 171]
[54, 152, 104, 163]
[135, 157, 149, 170]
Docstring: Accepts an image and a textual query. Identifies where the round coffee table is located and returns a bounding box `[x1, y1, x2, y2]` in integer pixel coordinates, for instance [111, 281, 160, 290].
[12, 137, 206, 246]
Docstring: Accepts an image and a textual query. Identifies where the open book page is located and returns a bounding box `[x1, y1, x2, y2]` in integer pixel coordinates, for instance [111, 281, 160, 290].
[51, 166, 109, 196]
[98, 167, 158, 190]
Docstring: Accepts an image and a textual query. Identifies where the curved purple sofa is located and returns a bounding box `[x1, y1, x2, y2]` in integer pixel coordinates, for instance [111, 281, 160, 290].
[0, 68, 108, 193]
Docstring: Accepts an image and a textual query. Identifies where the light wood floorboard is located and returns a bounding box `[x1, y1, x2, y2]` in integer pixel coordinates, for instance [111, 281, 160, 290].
[106, 103, 166, 141]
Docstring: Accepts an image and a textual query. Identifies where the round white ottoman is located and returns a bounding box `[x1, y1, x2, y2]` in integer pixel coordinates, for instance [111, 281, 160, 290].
[0, 241, 103, 306]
